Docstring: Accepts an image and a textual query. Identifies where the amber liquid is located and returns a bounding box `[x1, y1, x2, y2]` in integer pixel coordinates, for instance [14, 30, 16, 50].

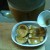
[8, 3, 45, 22]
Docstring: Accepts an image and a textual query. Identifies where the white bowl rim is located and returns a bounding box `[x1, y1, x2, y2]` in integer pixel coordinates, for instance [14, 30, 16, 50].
[37, 10, 50, 27]
[11, 21, 47, 47]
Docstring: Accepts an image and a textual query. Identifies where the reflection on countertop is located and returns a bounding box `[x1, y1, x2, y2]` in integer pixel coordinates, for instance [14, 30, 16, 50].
[0, 10, 16, 23]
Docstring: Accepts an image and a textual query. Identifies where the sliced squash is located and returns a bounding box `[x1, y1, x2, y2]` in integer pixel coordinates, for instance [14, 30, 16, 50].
[17, 24, 28, 37]
[28, 38, 40, 44]
[36, 27, 46, 36]
[16, 36, 28, 44]
[39, 36, 44, 42]
[28, 25, 36, 34]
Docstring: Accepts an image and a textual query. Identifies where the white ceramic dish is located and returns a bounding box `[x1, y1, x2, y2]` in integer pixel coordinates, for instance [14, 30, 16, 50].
[11, 21, 47, 47]
[37, 10, 50, 27]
